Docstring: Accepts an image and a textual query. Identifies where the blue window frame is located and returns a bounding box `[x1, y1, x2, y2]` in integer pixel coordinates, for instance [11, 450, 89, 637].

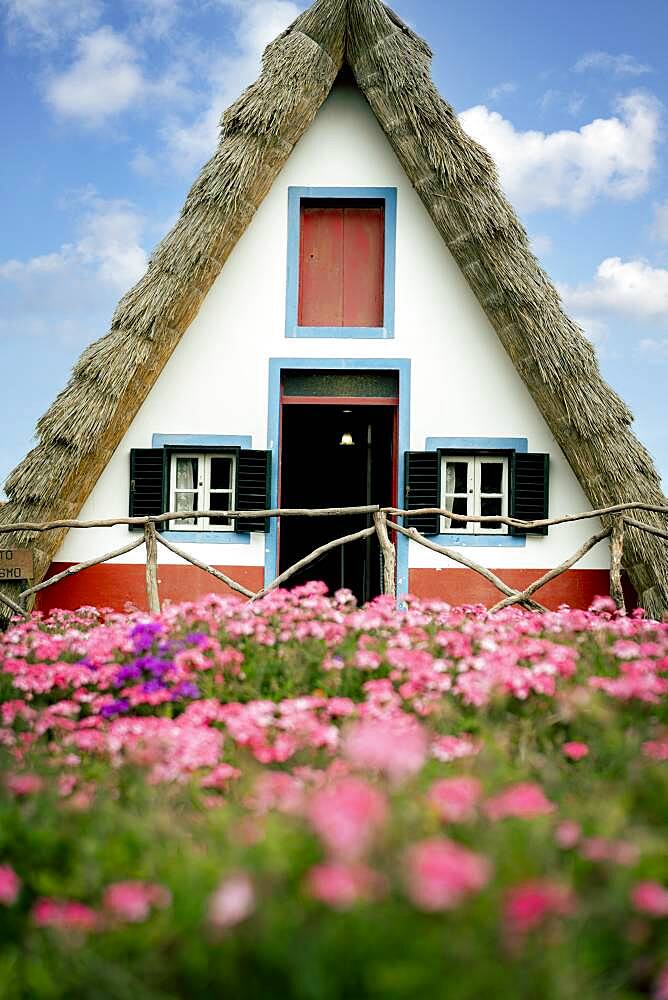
[152, 434, 252, 545]
[285, 187, 397, 340]
[425, 437, 529, 548]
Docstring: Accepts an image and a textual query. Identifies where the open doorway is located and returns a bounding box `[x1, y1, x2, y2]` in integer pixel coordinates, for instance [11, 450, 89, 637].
[279, 401, 396, 603]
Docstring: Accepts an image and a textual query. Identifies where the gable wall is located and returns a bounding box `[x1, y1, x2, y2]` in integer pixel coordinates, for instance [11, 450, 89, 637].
[53, 79, 609, 591]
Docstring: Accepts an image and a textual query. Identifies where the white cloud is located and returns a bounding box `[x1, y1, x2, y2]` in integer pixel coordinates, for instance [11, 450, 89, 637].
[0, 194, 148, 341]
[639, 338, 668, 359]
[529, 234, 553, 256]
[560, 257, 668, 321]
[574, 315, 609, 353]
[567, 93, 585, 117]
[130, 148, 157, 176]
[539, 90, 585, 117]
[161, 0, 302, 171]
[459, 92, 662, 213]
[75, 193, 148, 287]
[129, 0, 182, 39]
[574, 51, 651, 76]
[44, 25, 191, 125]
[1, 0, 102, 47]
[45, 27, 145, 123]
[488, 81, 517, 101]
[651, 201, 668, 242]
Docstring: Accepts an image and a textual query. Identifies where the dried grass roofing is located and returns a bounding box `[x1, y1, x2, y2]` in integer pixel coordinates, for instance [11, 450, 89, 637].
[1, 0, 667, 616]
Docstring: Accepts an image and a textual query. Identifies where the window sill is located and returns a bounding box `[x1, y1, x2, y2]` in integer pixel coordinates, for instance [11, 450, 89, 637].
[159, 531, 251, 545]
[430, 533, 526, 548]
[287, 325, 393, 340]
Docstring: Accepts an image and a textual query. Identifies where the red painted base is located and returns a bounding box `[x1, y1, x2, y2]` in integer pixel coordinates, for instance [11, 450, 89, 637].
[37, 564, 265, 614]
[36, 563, 619, 614]
[408, 568, 615, 610]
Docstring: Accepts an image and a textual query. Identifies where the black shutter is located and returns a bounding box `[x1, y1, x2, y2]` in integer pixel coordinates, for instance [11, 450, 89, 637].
[129, 449, 165, 531]
[235, 450, 271, 533]
[404, 451, 440, 536]
[510, 453, 550, 535]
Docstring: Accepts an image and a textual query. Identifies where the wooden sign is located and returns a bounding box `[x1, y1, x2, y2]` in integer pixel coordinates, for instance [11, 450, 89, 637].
[0, 548, 33, 581]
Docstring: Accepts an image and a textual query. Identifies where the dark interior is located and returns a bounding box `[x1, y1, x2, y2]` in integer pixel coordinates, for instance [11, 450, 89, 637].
[279, 404, 395, 603]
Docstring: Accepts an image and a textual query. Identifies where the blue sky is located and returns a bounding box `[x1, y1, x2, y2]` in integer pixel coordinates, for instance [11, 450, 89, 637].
[1, 0, 667, 494]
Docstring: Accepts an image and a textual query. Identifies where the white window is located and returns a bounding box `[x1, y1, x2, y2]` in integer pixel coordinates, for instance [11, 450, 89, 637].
[170, 453, 236, 531]
[441, 455, 508, 535]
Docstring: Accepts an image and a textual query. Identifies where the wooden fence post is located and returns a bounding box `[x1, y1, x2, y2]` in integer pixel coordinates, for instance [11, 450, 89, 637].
[374, 511, 397, 599]
[143, 521, 161, 614]
[0, 590, 29, 620]
[609, 517, 626, 613]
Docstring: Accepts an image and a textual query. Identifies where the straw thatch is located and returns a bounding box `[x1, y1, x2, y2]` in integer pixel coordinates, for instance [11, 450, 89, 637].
[2, 0, 667, 617]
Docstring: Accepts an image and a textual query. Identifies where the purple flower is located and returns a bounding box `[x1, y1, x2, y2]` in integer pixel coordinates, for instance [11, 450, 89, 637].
[171, 682, 200, 701]
[100, 699, 130, 718]
[129, 622, 163, 653]
[134, 656, 170, 678]
[113, 663, 143, 687]
[184, 632, 209, 647]
[142, 679, 167, 694]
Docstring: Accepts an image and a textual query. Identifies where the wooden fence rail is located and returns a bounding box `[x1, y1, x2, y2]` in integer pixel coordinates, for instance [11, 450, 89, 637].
[1, 502, 667, 621]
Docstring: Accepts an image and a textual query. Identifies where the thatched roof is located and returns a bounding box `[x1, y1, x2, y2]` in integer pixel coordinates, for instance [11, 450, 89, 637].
[2, 0, 667, 616]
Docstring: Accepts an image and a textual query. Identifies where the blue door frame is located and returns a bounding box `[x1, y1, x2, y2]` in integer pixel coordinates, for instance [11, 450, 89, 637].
[266, 358, 411, 595]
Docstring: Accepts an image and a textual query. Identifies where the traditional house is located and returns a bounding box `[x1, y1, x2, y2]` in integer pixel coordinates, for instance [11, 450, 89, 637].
[2, 0, 667, 617]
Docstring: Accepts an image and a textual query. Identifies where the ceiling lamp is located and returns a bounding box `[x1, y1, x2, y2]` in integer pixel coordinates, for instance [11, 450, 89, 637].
[340, 432, 354, 447]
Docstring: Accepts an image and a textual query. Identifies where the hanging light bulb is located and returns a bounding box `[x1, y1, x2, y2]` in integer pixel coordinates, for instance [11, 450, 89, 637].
[340, 431, 354, 447]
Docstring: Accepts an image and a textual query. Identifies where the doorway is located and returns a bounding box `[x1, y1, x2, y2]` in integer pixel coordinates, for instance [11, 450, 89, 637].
[279, 401, 396, 603]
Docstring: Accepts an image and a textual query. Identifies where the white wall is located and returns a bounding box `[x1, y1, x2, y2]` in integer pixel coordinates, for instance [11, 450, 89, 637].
[56, 80, 608, 573]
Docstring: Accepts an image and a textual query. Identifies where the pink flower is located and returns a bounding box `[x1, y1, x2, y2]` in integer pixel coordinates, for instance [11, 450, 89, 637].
[562, 742, 589, 760]
[326, 697, 356, 717]
[208, 873, 255, 930]
[484, 783, 555, 822]
[431, 734, 480, 762]
[643, 739, 668, 762]
[201, 763, 242, 789]
[354, 650, 382, 670]
[427, 777, 482, 823]
[404, 837, 491, 911]
[32, 898, 98, 933]
[343, 715, 427, 785]
[555, 821, 581, 849]
[103, 881, 171, 923]
[654, 966, 668, 1000]
[6, 773, 43, 796]
[307, 862, 385, 909]
[307, 778, 387, 859]
[580, 838, 639, 866]
[504, 880, 574, 937]
[58, 774, 77, 797]
[589, 596, 618, 615]
[0, 865, 20, 906]
[631, 881, 668, 917]
[247, 772, 304, 815]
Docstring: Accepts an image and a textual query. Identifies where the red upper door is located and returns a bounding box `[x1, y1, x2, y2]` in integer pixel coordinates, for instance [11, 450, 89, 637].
[298, 201, 385, 328]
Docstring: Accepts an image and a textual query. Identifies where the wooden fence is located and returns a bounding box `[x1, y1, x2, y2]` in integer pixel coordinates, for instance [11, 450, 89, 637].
[1, 502, 667, 620]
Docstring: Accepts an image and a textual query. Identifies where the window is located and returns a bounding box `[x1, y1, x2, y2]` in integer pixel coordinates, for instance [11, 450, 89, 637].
[285, 187, 397, 339]
[129, 443, 271, 539]
[170, 453, 236, 531]
[299, 200, 384, 328]
[441, 455, 509, 535]
[405, 442, 548, 542]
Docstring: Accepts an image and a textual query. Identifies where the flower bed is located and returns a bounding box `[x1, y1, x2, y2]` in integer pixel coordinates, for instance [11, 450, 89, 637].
[1, 584, 667, 999]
